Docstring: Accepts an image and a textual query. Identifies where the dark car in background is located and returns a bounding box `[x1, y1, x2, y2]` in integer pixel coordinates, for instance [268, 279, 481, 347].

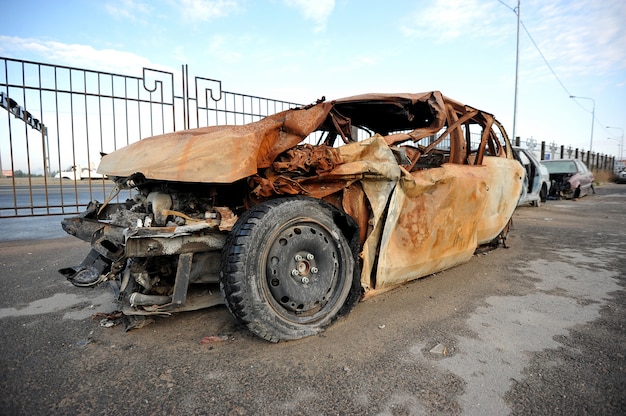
[542, 159, 594, 199]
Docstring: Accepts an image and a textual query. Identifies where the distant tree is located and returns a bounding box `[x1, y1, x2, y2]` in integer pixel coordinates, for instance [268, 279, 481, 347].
[12, 170, 44, 178]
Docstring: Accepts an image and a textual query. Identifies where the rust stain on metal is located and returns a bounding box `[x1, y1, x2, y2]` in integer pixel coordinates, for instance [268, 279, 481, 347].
[214, 207, 237, 231]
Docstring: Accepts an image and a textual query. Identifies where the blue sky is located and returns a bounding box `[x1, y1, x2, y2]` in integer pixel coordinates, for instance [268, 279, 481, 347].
[2, 0, 625, 158]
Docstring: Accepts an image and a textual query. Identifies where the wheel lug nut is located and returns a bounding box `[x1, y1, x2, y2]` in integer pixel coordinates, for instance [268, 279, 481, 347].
[311, 267, 318, 274]
[295, 255, 303, 261]
[301, 276, 310, 284]
[306, 253, 314, 260]
[291, 269, 299, 276]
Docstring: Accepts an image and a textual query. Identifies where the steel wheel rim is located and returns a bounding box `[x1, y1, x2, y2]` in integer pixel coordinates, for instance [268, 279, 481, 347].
[262, 217, 348, 324]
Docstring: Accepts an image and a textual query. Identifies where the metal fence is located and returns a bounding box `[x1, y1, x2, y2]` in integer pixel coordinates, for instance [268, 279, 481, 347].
[513, 137, 617, 171]
[0, 57, 300, 217]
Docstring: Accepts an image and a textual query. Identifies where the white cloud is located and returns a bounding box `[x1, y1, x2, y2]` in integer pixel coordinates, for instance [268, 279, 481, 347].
[524, 0, 626, 78]
[0, 36, 173, 75]
[179, 0, 241, 22]
[397, 0, 626, 86]
[172, 45, 189, 63]
[104, 0, 152, 22]
[283, 0, 335, 32]
[206, 35, 243, 64]
[399, 0, 508, 41]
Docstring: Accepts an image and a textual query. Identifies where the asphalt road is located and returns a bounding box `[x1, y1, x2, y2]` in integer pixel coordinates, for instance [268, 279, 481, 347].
[0, 184, 624, 415]
[0, 181, 130, 217]
[0, 181, 126, 240]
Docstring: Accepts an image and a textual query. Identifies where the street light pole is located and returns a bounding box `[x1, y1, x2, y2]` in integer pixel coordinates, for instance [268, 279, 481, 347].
[570, 95, 595, 153]
[606, 126, 624, 161]
[511, 0, 520, 142]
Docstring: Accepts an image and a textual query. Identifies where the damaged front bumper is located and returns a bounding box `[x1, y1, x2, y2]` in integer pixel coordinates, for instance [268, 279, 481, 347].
[59, 201, 228, 322]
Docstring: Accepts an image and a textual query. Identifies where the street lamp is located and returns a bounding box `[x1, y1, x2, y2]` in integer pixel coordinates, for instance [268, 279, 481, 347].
[570, 95, 595, 153]
[606, 126, 624, 161]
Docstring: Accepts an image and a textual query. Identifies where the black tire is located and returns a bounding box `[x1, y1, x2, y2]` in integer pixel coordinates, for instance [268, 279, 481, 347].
[220, 197, 361, 342]
[532, 184, 548, 207]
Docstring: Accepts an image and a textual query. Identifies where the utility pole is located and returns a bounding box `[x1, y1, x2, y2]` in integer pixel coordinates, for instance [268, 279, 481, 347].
[511, 0, 521, 142]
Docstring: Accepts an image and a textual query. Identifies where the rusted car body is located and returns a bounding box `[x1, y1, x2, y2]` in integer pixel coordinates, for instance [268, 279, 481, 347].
[59, 92, 524, 341]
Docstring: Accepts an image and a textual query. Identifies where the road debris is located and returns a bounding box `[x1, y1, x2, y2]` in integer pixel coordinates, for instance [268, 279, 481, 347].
[200, 335, 229, 345]
[430, 343, 447, 355]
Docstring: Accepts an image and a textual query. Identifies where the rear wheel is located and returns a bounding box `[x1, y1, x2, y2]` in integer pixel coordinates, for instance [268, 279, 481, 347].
[220, 197, 361, 342]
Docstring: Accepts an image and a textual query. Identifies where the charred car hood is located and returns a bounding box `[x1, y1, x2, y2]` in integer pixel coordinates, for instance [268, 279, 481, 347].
[98, 92, 452, 183]
[97, 101, 334, 183]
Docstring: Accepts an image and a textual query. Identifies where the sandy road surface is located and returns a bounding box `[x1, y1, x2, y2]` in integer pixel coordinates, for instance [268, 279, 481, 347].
[0, 184, 624, 415]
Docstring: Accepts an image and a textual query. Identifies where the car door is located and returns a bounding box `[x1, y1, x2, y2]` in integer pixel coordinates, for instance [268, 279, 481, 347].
[514, 148, 531, 205]
[371, 126, 524, 289]
[575, 160, 593, 195]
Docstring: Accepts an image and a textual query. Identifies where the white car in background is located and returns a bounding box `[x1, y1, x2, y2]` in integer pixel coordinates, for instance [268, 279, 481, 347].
[55, 165, 106, 180]
[513, 147, 550, 207]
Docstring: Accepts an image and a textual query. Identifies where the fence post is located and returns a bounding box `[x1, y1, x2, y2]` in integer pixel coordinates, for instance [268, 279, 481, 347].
[600, 154, 606, 170]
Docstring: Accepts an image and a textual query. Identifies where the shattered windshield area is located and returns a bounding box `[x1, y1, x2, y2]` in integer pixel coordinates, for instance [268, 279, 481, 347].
[543, 161, 577, 173]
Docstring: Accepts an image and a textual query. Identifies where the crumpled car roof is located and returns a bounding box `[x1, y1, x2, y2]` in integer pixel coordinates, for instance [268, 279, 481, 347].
[97, 91, 475, 183]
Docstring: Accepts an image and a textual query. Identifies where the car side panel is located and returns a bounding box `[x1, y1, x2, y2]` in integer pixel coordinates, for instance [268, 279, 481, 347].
[372, 157, 523, 289]
[476, 157, 525, 242]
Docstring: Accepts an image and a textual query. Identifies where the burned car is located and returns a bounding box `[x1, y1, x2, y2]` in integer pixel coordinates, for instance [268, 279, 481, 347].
[542, 159, 594, 199]
[59, 92, 524, 342]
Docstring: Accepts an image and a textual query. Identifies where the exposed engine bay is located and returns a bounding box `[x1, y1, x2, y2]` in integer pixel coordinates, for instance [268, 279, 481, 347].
[548, 173, 575, 198]
[60, 177, 247, 329]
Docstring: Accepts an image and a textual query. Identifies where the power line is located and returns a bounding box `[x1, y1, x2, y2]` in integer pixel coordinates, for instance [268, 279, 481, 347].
[497, 1, 572, 97]
[518, 20, 572, 97]
[498, 0, 611, 145]
[519, 18, 609, 135]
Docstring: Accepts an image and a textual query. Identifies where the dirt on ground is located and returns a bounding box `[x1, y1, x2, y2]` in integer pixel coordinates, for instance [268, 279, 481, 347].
[0, 184, 624, 415]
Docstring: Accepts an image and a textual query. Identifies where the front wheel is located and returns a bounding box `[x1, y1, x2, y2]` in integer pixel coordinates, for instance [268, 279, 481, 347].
[539, 183, 548, 203]
[220, 197, 361, 342]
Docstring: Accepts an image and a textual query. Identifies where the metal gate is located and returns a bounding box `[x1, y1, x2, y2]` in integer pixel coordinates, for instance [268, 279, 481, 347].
[0, 57, 300, 217]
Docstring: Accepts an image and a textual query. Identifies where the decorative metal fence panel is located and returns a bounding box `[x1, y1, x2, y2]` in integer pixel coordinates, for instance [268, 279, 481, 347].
[0, 58, 299, 217]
